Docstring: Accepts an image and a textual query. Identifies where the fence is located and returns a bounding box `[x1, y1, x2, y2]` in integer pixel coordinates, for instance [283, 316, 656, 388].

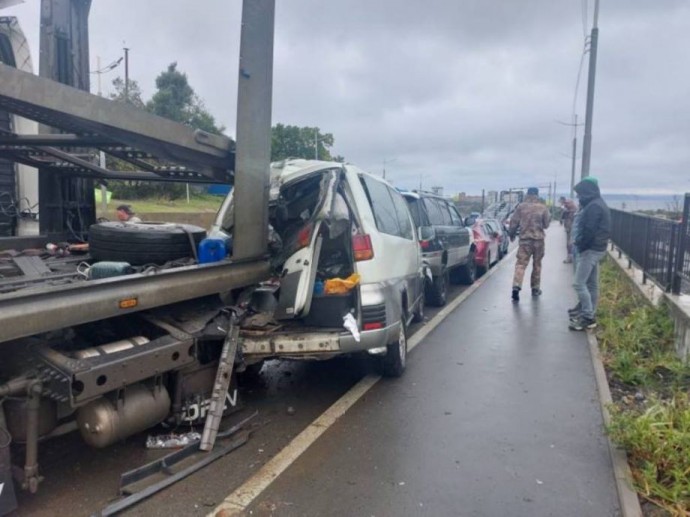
[609, 193, 690, 294]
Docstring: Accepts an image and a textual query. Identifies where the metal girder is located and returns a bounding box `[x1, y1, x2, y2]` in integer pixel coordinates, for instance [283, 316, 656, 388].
[0, 63, 235, 182]
[0, 259, 271, 345]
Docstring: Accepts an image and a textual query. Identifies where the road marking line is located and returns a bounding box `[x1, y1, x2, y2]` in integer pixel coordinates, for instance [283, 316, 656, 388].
[210, 252, 514, 516]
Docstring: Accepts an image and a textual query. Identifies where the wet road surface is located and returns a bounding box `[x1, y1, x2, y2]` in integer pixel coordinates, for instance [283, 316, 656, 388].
[243, 229, 620, 516]
[13, 268, 478, 516]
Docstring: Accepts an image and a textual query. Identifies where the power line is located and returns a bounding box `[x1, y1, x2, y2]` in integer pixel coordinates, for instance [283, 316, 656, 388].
[581, 0, 589, 40]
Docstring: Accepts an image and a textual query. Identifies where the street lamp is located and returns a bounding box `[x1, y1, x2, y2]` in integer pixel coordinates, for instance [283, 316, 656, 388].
[383, 158, 396, 180]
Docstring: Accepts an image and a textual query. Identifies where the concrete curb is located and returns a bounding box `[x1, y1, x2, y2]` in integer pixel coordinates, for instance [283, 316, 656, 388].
[586, 331, 643, 517]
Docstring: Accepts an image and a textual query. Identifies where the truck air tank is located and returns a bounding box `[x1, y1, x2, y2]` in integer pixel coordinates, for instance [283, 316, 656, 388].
[76, 384, 170, 448]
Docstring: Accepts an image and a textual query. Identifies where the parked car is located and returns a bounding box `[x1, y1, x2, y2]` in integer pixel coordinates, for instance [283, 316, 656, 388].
[401, 191, 476, 307]
[491, 219, 510, 258]
[472, 218, 502, 275]
[212, 159, 425, 377]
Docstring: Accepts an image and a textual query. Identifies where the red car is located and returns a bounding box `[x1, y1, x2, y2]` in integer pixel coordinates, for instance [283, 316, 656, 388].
[472, 218, 503, 275]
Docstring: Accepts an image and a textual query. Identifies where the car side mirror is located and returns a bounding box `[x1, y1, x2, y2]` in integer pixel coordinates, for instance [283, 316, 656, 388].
[418, 226, 435, 241]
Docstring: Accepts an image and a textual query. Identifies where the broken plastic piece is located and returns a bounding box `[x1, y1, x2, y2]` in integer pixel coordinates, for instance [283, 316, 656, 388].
[343, 313, 360, 342]
[146, 431, 201, 449]
[324, 273, 361, 294]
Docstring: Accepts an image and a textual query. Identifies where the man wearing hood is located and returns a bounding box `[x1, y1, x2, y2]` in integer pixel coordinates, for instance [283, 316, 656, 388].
[509, 187, 550, 301]
[569, 177, 610, 330]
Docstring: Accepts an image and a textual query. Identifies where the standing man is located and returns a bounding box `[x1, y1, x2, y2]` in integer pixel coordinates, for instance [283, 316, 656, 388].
[569, 177, 610, 330]
[509, 187, 550, 301]
[116, 204, 142, 223]
[560, 196, 578, 263]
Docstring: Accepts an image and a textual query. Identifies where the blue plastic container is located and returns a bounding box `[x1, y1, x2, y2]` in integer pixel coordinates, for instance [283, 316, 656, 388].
[198, 238, 228, 264]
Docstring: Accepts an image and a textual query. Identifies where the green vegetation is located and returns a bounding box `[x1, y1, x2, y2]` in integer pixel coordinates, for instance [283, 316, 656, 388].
[598, 260, 690, 515]
[271, 123, 344, 162]
[103, 195, 223, 214]
[105, 66, 345, 201]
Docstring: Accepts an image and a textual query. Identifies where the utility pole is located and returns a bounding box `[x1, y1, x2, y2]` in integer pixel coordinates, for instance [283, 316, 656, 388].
[382, 158, 396, 180]
[314, 128, 318, 160]
[123, 46, 130, 102]
[581, 0, 600, 179]
[481, 189, 485, 214]
[570, 114, 577, 197]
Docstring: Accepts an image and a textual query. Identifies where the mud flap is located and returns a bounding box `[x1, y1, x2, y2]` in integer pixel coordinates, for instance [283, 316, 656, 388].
[0, 412, 17, 516]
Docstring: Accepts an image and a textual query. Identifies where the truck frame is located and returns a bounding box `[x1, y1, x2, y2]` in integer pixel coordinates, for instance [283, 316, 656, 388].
[0, 0, 275, 512]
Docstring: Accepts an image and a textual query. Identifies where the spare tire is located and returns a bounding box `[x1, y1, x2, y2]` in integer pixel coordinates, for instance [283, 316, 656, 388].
[88, 222, 207, 265]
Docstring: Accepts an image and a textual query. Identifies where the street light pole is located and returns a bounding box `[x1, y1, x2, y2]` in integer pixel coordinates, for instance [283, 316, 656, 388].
[123, 46, 130, 102]
[570, 114, 577, 197]
[581, 0, 600, 179]
[382, 158, 396, 180]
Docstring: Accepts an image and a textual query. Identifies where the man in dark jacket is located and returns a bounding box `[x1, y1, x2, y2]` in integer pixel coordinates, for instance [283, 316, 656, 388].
[569, 177, 610, 330]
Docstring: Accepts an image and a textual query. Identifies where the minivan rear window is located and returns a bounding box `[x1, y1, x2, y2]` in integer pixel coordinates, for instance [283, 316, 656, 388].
[360, 176, 401, 237]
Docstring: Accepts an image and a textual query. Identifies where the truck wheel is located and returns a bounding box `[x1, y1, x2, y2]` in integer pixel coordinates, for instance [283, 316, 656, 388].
[383, 316, 407, 377]
[455, 252, 477, 285]
[427, 268, 448, 307]
[88, 222, 207, 265]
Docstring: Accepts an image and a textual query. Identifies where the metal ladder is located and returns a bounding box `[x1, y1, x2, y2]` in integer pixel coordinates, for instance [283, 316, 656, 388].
[200, 309, 241, 451]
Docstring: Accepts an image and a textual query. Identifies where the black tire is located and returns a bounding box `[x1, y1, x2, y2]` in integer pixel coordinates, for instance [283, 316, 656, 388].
[383, 316, 407, 378]
[455, 252, 477, 285]
[427, 268, 448, 307]
[412, 289, 425, 323]
[477, 252, 489, 276]
[89, 221, 206, 265]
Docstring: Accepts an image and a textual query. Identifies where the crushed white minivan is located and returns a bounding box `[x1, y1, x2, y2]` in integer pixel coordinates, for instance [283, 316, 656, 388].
[211, 159, 425, 377]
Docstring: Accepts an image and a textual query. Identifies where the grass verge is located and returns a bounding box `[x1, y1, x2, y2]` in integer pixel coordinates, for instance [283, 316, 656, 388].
[598, 259, 690, 516]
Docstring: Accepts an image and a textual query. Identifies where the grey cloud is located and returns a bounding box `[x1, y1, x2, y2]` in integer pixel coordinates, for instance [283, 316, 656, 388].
[3, 0, 689, 194]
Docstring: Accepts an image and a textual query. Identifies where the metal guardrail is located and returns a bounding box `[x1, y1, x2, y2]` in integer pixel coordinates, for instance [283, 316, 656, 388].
[609, 194, 689, 294]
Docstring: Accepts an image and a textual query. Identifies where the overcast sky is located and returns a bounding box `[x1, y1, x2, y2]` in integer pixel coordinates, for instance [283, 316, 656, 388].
[2, 0, 689, 195]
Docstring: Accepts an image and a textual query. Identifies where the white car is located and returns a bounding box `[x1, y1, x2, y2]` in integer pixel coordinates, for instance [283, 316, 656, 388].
[211, 159, 425, 377]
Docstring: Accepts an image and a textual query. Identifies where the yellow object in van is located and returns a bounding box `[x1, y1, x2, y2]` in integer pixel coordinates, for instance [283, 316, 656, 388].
[324, 273, 361, 294]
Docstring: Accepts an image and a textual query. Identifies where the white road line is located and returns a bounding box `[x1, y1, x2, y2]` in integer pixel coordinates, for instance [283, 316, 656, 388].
[210, 252, 515, 517]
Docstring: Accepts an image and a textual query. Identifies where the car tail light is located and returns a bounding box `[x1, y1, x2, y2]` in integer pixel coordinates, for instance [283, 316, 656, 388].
[297, 223, 313, 249]
[363, 322, 384, 330]
[353, 234, 374, 261]
[420, 239, 430, 250]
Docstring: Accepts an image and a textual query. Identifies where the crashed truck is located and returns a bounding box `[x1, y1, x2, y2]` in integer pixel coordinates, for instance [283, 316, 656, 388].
[0, 1, 422, 511]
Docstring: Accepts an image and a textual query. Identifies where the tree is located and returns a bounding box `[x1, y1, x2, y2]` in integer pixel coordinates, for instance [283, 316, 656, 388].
[271, 124, 338, 161]
[146, 63, 224, 134]
[109, 77, 145, 109]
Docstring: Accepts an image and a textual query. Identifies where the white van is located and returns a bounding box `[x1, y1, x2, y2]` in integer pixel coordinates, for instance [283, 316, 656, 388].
[212, 159, 424, 377]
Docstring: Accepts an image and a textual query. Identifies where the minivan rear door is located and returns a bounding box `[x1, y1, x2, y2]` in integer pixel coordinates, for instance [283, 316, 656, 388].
[274, 170, 343, 320]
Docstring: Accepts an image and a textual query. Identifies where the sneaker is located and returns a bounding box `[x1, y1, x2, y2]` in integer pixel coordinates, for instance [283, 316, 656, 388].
[569, 316, 597, 331]
[531, 288, 542, 297]
[568, 303, 582, 317]
[511, 287, 520, 302]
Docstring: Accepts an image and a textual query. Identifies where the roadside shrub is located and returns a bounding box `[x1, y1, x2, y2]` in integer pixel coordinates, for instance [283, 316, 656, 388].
[608, 396, 690, 515]
[598, 259, 690, 515]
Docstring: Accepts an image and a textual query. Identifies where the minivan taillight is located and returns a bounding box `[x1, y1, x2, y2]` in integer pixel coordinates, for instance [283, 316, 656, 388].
[297, 223, 313, 250]
[353, 234, 374, 261]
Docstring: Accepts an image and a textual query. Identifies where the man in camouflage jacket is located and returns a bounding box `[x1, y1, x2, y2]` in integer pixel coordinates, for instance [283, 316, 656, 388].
[508, 187, 551, 301]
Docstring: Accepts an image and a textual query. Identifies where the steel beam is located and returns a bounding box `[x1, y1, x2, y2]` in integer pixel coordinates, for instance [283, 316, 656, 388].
[0, 63, 235, 181]
[0, 259, 271, 345]
[232, 0, 275, 261]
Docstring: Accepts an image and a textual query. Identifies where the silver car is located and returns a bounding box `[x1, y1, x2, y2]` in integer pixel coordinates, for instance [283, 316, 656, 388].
[211, 159, 424, 377]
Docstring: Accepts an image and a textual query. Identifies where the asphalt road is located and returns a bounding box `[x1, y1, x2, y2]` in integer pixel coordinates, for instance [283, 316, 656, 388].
[13, 273, 478, 517]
